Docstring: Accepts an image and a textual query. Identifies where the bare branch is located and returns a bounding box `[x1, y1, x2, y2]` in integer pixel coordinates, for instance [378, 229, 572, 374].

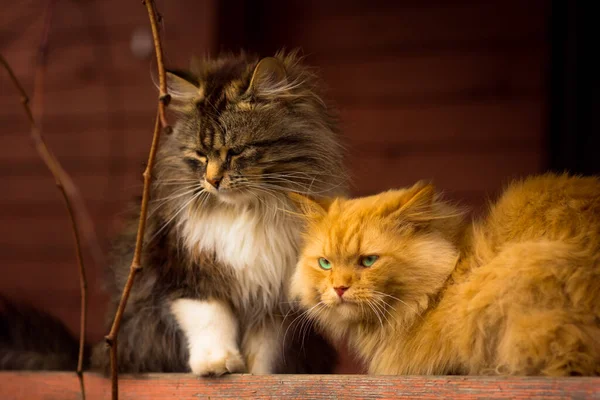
[104, 1, 171, 398]
[0, 2, 92, 399]
[37, 1, 107, 273]
[145, 0, 171, 133]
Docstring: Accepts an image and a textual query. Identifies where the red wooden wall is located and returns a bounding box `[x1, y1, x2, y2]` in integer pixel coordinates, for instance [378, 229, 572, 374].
[241, 1, 549, 203]
[0, 0, 549, 370]
[1, 0, 217, 342]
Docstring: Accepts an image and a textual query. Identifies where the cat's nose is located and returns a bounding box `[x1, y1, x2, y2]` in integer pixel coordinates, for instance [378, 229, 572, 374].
[334, 286, 349, 297]
[206, 177, 221, 189]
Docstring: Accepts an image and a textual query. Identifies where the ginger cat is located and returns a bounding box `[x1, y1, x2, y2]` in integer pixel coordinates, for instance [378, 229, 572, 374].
[290, 174, 600, 376]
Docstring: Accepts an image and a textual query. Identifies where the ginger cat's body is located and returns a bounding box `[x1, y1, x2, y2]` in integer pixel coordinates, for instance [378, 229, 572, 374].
[291, 174, 600, 376]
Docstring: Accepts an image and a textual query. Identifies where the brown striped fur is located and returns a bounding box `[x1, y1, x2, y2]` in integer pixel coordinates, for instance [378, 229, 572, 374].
[90, 51, 346, 374]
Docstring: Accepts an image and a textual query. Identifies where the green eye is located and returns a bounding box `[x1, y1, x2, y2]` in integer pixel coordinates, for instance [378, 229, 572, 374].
[318, 257, 332, 270]
[360, 255, 379, 267]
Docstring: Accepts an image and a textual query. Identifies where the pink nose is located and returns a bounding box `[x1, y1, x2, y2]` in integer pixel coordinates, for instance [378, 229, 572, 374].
[206, 177, 221, 189]
[334, 286, 349, 297]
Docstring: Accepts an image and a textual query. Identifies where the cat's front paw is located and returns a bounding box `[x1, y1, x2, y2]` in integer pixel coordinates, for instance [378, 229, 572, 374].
[189, 345, 246, 376]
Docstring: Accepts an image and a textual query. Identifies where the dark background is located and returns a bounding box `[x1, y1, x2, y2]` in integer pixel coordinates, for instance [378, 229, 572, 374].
[0, 0, 596, 372]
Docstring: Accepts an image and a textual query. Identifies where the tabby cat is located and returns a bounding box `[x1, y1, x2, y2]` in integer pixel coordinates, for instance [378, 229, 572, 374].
[290, 174, 600, 375]
[89, 51, 346, 375]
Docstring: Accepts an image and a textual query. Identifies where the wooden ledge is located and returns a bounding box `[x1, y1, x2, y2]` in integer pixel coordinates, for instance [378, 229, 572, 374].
[1, 372, 599, 399]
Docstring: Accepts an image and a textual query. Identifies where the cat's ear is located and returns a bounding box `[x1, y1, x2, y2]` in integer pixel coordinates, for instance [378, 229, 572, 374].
[288, 192, 332, 220]
[165, 71, 202, 101]
[377, 181, 436, 222]
[248, 57, 287, 94]
[396, 181, 436, 220]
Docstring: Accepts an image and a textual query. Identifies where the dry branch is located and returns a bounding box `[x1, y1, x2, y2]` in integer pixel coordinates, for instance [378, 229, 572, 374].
[0, 1, 92, 399]
[145, 0, 172, 133]
[31, 0, 106, 272]
[104, 1, 171, 399]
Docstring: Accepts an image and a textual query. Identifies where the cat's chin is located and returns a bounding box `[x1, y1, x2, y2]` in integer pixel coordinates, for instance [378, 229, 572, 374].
[213, 188, 285, 209]
[214, 192, 245, 205]
[328, 301, 362, 322]
[210, 189, 254, 206]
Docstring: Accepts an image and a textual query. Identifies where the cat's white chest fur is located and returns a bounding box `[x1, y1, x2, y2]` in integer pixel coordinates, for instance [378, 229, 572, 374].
[180, 202, 299, 314]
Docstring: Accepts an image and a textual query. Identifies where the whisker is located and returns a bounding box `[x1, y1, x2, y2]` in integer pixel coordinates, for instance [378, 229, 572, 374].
[374, 297, 407, 333]
[147, 190, 205, 243]
[282, 301, 324, 352]
[147, 185, 204, 219]
[364, 299, 383, 329]
[371, 298, 395, 332]
[372, 291, 424, 321]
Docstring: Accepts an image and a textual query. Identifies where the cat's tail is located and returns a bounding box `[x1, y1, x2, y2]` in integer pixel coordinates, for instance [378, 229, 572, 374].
[0, 297, 88, 370]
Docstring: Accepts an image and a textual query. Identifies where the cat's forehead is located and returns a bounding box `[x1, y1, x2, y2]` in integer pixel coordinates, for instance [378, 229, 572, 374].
[317, 208, 366, 256]
[313, 192, 414, 256]
[194, 57, 256, 101]
[192, 109, 279, 149]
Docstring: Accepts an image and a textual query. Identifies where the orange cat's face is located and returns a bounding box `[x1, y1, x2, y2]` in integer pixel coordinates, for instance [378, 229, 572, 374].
[290, 182, 461, 328]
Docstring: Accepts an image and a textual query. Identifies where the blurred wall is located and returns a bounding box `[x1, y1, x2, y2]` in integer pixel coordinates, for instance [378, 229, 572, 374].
[548, 1, 600, 176]
[0, 0, 217, 342]
[0, 0, 549, 365]
[226, 0, 550, 204]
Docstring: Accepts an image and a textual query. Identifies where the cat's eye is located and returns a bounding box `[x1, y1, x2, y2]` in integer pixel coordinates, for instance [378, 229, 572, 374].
[226, 148, 244, 161]
[360, 255, 379, 267]
[225, 148, 243, 164]
[195, 150, 207, 159]
[318, 257, 332, 270]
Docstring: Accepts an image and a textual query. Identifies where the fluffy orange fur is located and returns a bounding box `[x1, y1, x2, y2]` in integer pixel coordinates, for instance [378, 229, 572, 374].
[290, 174, 600, 375]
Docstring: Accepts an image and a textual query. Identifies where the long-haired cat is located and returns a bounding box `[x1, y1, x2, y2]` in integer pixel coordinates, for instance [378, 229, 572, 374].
[85, 51, 346, 374]
[0, 51, 344, 374]
[290, 174, 600, 375]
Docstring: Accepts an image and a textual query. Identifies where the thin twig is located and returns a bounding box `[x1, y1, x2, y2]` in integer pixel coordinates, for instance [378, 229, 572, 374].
[34, 6, 89, 396]
[105, 1, 171, 398]
[54, 6, 107, 273]
[106, 113, 161, 399]
[0, 1, 90, 399]
[33, 0, 106, 271]
[145, 0, 171, 133]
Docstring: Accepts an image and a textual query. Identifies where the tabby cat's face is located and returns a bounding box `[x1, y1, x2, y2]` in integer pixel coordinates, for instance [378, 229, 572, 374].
[290, 183, 460, 326]
[155, 53, 345, 208]
[174, 107, 307, 205]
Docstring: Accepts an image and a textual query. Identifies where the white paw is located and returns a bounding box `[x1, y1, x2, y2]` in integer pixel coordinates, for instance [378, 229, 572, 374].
[189, 345, 246, 376]
[171, 299, 245, 376]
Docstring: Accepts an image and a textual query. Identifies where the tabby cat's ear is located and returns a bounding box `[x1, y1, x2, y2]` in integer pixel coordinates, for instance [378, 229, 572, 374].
[248, 57, 287, 94]
[377, 181, 436, 222]
[288, 192, 332, 220]
[165, 71, 202, 101]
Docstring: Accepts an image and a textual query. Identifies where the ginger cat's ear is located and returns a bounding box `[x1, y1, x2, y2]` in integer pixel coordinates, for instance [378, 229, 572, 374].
[165, 71, 202, 101]
[288, 192, 332, 220]
[394, 181, 436, 221]
[247, 57, 287, 94]
[376, 181, 436, 222]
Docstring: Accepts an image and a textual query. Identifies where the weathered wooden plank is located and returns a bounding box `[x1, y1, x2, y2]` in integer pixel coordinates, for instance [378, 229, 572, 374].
[317, 49, 545, 106]
[0, 260, 109, 295]
[348, 148, 545, 196]
[275, 0, 547, 53]
[0, 50, 544, 117]
[2, 1, 216, 70]
[0, 80, 156, 117]
[1, 290, 109, 344]
[0, 122, 152, 163]
[0, 372, 598, 400]
[339, 100, 543, 145]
